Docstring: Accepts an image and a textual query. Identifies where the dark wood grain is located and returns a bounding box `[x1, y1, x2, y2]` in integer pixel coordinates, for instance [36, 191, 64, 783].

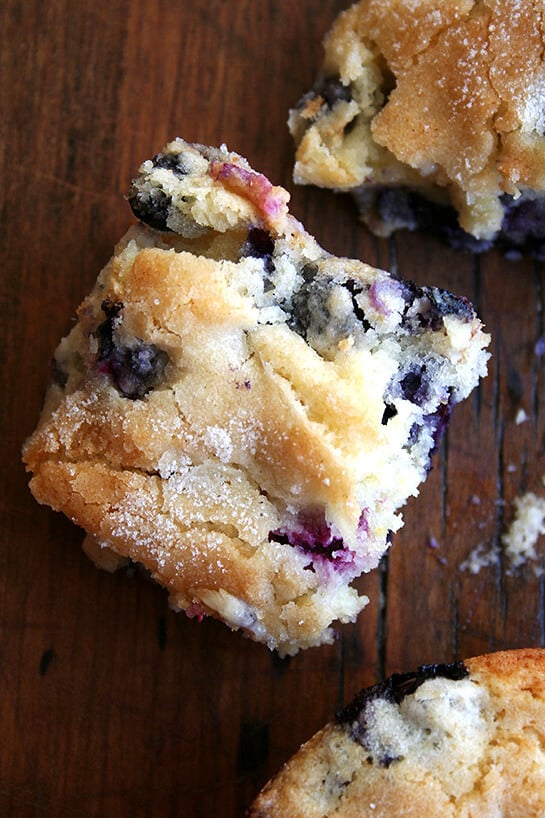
[2, 2, 544, 816]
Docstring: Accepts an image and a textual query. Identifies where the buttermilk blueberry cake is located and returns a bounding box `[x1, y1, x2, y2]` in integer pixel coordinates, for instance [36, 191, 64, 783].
[289, 0, 545, 257]
[23, 138, 489, 654]
[248, 648, 545, 816]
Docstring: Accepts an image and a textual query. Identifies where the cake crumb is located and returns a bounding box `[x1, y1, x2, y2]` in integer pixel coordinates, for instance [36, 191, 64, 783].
[461, 482, 545, 576]
[502, 490, 545, 573]
[460, 542, 500, 575]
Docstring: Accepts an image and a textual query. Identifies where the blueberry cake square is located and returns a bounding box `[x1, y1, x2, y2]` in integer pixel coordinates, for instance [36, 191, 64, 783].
[248, 648, 545, 816]
[289, 0, 545, 257]
[23, 139, 489, 654]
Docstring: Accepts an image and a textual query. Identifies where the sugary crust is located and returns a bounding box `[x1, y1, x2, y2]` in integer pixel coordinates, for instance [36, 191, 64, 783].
[23, 139, 489, 654]
[290, 0, 545, 239]
[248, 648, 545, 817]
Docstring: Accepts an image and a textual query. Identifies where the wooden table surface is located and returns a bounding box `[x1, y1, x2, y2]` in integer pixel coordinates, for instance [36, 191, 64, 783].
[2, 2, 545, 816]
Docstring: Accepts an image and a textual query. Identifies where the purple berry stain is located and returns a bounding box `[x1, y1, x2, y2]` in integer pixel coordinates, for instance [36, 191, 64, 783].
[268, 508, 360, 571]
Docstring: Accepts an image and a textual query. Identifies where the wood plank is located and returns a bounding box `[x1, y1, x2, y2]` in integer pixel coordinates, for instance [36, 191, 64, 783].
[2, 1, 544, 816]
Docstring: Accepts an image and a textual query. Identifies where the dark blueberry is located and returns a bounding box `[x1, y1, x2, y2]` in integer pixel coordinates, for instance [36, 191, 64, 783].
[428, 287, 474, 324]
[338, 661, 468, 722]
[400, 366, 429, 405]
[128, 187, 173, 231]
[353, 186, 495, 254]
[239, 227, 275, 275]
[440, 223, 495, 254]
[406, 421, 420, 448]
[397, 278, 474, 332]
[498, 194, 545, 258]
[298, 75, 352, 113]
[336, 661, 468, 763]
[99, 341, 169, 400]
[289, 273, 330, 340]
[313, 75, 352, 108]
[101, 300, 123, 320]
[94, 301, 169, 399]
[426, 399, 453, 451]
[269, 509, 348, 564]
[95, 299, 123, 360]
[353, 187, 432, 235]
[301, 263, 319, 284]
[356, 185, 545, 258]
[375, 187, 421, 232]
[381, 403, 397, 425]
[151, 150, 189, 178]
[341, 279, 372, 330]
[387, 187, 492, 253]
[405, 396, 453, 469]
[290, 267, 371, 340]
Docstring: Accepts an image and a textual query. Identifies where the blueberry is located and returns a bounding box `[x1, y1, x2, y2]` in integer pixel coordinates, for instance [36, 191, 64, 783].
[426, 399, 453, 451]
[104, 343, 169, 399]
[426, 287, 474, 326]
[499, 194, 545, 257]
[353, 187, 433, 235]
[341, 279, 371, 330]
[356, 185, 545, 257]
[95, 299, 122, 359]
[387, 363, 430, 410]
[128, 188, 172, 231]
[95, 300, 169, 399]
[398, 279, 474, 332]
[268, 509, 347, 563]
[151, 150, 189, 178]
[239, 227, 275, 274]
[381, 403, 397, 425]
[289, 267, 328, 339]
[354, 186, 495, 253]
[400, 366, 429, 405]
[336, 661, 468, 764]
[376, 187, 421, 232]
[312, 75, 353, 109]
[290, 267, 371, 340]
[295, 75, 352, 124]
[241, 227, 275, 258]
